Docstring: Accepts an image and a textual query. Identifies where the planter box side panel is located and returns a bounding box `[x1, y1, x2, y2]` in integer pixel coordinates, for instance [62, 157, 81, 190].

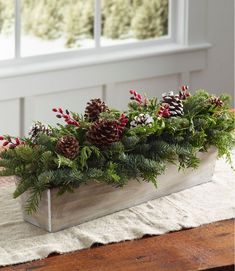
[21, 148, 217, 232]
[49, 148, 217, 232]
[156, 148, 217, 196]
[21, 190, 51, 232]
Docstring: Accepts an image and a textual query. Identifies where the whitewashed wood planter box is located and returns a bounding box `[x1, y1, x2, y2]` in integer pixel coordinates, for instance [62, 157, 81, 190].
[20, 148, 217, 232]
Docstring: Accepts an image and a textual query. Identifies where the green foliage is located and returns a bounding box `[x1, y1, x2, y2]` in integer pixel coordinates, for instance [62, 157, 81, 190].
[102, 0, 131, 39]
[0, 0, 14, 34]
[22, 0, 64, 40]
[79, 145, 101, 169]
[0, 89, 234, 214]
[102, 0, 168, 40]
[64, 0, 94, 47]
[131, 0, 168, 39]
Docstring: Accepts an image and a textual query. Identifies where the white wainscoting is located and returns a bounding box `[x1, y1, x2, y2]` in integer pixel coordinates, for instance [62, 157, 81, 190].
[24, 86, 103, 135]
[106, 74, 181, 110]
[0, 99, 21, 135]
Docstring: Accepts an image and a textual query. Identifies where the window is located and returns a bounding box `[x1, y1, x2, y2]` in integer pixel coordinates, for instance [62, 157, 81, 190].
[0, 0, 14, 60]
[0, 0, 169, 60]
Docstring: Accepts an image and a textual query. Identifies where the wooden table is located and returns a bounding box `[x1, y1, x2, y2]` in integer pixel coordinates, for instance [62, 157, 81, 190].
[0, 219, 234, 271]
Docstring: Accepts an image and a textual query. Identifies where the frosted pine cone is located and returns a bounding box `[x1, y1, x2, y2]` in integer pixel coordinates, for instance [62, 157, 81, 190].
[85, 98, 108, 121]
[56, 135, 79, 160]
[29, 122, 52, 143]
[130, 114, 154, 128]
[161, 91, 184, 117]
[209, 96, 224, 107]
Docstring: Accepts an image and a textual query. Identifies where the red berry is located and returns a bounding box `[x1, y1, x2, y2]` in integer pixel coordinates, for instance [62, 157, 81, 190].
[3, 141, 9, 146]
[58, 108, 63, 114]
[52, 108, 58, 112]
[16, 138, 20, 145]
[0, 136, 4, 140]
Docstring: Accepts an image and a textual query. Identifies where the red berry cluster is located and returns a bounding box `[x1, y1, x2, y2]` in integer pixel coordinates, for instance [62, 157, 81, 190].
[52, 108, 79, 127]
[130, 90, 143, 104]
[158, 104, 171, 118]
[0, 136, 24, 149]
[119, 114, 129, 128]
[179, 85, 190, 100]
[117, 114, 129, 136]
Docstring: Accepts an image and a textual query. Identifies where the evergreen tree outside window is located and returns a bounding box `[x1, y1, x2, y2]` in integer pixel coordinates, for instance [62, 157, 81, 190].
[0, 0, 169, 59]
[21, 0, 95, 57]
[101, 0, 169, 46]
[0, 0, 14, 60]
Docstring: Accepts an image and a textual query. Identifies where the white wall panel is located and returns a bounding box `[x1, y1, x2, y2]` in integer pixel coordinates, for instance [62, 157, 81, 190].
[24, 86, 103, 134]
[190, 0, 234, 102]
[106, 74, 180, 110]
[0, 99, 21, 136]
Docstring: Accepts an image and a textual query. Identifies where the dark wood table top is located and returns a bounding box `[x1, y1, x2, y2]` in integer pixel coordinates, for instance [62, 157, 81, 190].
[0, 219, 234, 271]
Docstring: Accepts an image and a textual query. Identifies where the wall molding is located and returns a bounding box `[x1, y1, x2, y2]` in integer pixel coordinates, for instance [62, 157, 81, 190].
[0, 44, 210, 101]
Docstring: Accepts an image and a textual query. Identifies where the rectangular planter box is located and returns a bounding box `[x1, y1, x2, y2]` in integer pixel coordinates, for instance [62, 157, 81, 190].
[20, 148, 217, 232]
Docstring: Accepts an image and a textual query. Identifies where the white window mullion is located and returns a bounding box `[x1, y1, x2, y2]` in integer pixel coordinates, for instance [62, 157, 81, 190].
[14, 0, 21, 59]
[174, 0, 189, 45]
[168, 0, 173, 40]
[94, 0, 101, 48]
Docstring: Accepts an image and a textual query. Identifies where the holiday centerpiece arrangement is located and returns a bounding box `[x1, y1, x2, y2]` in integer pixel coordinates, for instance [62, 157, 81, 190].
[0, 87, 234, 232]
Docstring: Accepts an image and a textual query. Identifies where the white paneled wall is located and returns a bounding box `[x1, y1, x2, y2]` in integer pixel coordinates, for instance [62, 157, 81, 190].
[190, 0, 234, 96]
[24, 86, 103, 134]
[106, 74, 180, 110]
[0, 99, 21, 135]
[24, 75, 181, 134]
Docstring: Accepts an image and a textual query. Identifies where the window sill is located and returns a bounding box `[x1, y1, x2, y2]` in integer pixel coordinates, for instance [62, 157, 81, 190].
[0, 42, 211, 101]
[0, 42, 211, 79]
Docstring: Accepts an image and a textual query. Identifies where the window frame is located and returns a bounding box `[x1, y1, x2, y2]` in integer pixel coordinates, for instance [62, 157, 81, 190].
[0, 0, 175, 67]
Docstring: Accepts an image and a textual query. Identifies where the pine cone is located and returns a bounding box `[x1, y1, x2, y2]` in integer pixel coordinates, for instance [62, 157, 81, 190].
[86, 119, 121, 146]
[161, 91, 184, 117]
[208, 96, 224, 107]
[130, 114, 154, 127]
[85, 98, 108, 121]
[29, 122, 52, 143]
[56, 135, 79, 160]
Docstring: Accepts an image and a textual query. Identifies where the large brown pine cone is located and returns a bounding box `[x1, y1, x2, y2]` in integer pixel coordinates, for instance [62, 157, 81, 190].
[86, 119, 121, 146]
[161, 91, 184, 117]
[85, 98, 108, 121]
[56, 135, 79, 160]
